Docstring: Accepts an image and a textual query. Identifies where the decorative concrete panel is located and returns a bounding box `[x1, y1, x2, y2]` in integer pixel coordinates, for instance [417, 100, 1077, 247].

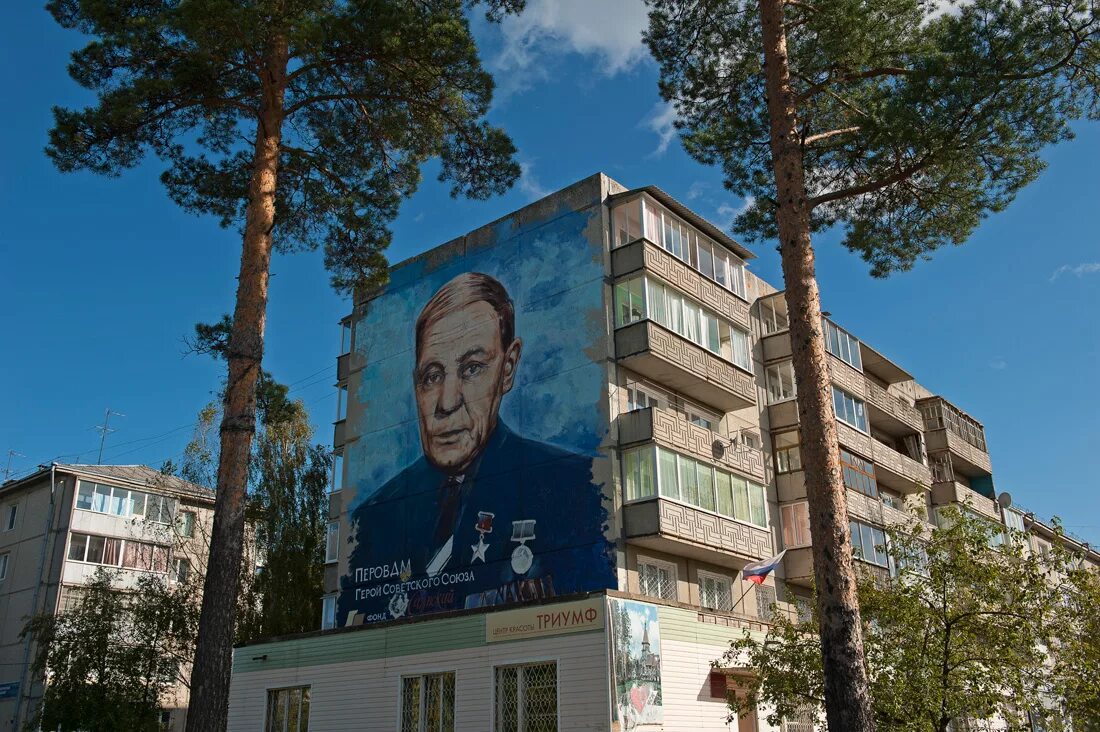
[828, 358, 865, 398]
[649, 408, 767, 481]
[932, 480, 998, 520]
[863, 377, 924, 433]
[613, 239, 752, 330]
[845, 489, 882, 524]
[835, 421, 874, 457]
[655, 499, 773, 560]
[946, 430, 994, 474]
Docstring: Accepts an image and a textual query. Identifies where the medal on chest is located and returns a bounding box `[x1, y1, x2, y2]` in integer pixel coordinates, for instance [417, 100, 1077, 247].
[470, 511, 494, 563]
[510, 519, 536, 575]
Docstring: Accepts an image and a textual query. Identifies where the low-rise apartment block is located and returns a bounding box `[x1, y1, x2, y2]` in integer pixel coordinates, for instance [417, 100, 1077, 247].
[0, 463, 214, 732]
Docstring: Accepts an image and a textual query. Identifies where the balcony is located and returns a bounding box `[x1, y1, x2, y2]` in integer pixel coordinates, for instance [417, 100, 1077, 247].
[615, 321, 756, 412]
[617, 407, 766, 482]
[337, 352, 350, 382]
[624, 497, 774, 565]
[333, 419, 347, 449]
[918, 396, 992, 477]
[863, 378, 923, 435]
[612, 238, 751, 330]
[931, 480, 999, 521]
[835, 421, 930, 493]
[924, 428, 993, 477]
[783, 547, 815, 588]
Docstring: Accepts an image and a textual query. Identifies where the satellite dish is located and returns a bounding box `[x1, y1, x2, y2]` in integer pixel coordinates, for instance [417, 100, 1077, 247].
[711, 439, 726, 460]
[997, 492, 1013, 509]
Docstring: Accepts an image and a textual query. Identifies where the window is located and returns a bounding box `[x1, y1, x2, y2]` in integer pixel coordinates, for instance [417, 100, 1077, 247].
[68, 532, 167, 572]
[173, 558, 191, 583]
[822, 319, 862, 370]
[760, 296, 789, 334]
[755, 583, 777, 620]
[781, 503, 812, 548]
[615, 276, 752, 369]
[340, 321, 352, 355]
[1004, 509, 1025, 535]
[774, 431, 802, 473]
[840, 449, 877, 498]
[638, 557, 677, 601]
[331, 451, 344, 492]
[402, 672, 456, 732]
[265, 686, 310, 732]
[495, 662, 558, 732]
[4, 505, 15, 531]
[325, 521, 339, 564]
[781, 706, 819, 732]
[178, 510, 196, 538]
[159, 711, 172, 731]
[766, 360, 796, 403]
[0, 553, 8, 581]
[625, 383, 663, 412]
[122, 542, 170, 572]
[321, 595, 337, 630]
[336, 385, 348, 421]
[622, 448, 656, 502]
[832, 387, 868, 432]
[612, 198, 643, 247]
[622, 446, 769, 527]
[145, 494, 176, 524]
[849, 520, 889, 567]
[698, 571, 733, 611]
[76, 480, 154, 518]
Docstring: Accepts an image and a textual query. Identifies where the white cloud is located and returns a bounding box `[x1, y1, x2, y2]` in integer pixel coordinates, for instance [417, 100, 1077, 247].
[989, 358, 1007, 370]
[717, 196, 755, 228]
[686, 181, 708, 201]
[642, 101, 678, 157]
[1049, 262, 1100, 282]
[492, 0, 649, 96]
[518, 161, 551, 201]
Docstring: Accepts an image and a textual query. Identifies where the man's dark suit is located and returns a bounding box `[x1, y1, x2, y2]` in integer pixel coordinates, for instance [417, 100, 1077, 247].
[338, 421, 614, 624]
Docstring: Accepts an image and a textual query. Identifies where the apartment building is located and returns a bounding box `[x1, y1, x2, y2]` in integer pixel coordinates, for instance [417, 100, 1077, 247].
[226, 173, 1094, 732]
[0, 463, 214, 732]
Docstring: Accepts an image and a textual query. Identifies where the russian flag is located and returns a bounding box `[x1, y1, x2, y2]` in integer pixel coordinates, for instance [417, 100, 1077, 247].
[742, 550, 787, 585]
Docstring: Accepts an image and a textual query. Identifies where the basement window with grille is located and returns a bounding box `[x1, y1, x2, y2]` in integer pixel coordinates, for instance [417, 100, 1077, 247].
[401, 672, 455, 732]
[494, 661, 558, 732]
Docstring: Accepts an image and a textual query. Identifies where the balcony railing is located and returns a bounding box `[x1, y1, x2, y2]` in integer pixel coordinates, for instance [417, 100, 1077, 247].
[623, 497, 774, 562]
[614, 321, 757, 412]
[863, 378, 923, 433]
[835, 421, 931, 493]
[617, 407, 766, 482]
[931, 480, 999, 521]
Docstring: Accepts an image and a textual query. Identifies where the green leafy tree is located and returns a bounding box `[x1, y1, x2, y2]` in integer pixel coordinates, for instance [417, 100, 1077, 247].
[23, 569, 199, 732]
[46, 1, 523, 726]
[645, 1, 1100, 727]
[1050, 547, 1100, 728]
[724, 508, 1090, 731]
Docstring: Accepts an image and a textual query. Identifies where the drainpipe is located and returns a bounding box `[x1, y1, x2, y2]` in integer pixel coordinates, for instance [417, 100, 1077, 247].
[12, 464, 60, 730]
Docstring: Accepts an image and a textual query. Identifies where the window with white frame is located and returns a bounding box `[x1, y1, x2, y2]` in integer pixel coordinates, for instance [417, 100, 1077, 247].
[76, 480, 174, 522]
[336, 385, 348, 421]
[325, 521, 339, 564]
[774, 431, 802, 473]
[614, 276, 752, 370]
[173, 557, 191, 584]
[321, 595, 337, 630]
[67, 532, 169, 572]
[832, 387, 868, 432]
[1004, 509, 1025, 536]
[849, 519, 889, 567]
[178, 510, 196, 538]
[638, 557, 678, 602]
[265, 686, 310, 732]
[822, 319, 862, 370]
[781, 706, 819, 732]
[0, 553, 8, 581]
[755, 583, 778, 620]
[4, 505, 15, 531]
[698, 571, 733, 612]
[145, 493, 176, 524]
[340, 321, 352, 355]
[622, 446, 769, 527]
[759, 296, 789, 334]
[402, 672, 456, 732]
[494, 662, 558, 732]
[766, 360, 797, 403]
[625, 383, 664, 412]
[612, 198, 643, 247]
[331, 451, 344, 492]
[781, 503, 812, 548]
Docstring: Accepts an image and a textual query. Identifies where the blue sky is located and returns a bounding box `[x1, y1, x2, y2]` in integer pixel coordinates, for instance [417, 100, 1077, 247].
[1, 2, 1097, 543]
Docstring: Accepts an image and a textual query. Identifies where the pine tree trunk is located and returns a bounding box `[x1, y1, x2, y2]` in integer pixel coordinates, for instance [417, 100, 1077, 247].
[756, 1, 877, 730]
[186, 36, 288, 732]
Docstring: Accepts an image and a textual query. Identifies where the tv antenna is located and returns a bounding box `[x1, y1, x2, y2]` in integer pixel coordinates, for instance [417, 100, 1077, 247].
[3, 450, 26, 481]
[94, 408, 125, 464]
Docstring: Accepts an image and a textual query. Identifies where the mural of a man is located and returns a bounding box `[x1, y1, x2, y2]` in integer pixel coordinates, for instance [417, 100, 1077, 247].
[340, 272, 612, 624]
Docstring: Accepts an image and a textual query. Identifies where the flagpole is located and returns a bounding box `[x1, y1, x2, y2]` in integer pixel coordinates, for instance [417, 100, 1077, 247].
[732, 578, 754, 615]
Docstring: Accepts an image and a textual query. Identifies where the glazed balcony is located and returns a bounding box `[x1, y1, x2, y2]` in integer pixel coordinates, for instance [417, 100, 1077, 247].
[617, 406, 766, 482]
[918, 396, 992, 477]
[614, 321, 757, 412]
[623, 497, 774, 566]
[612, 238, 752, 331]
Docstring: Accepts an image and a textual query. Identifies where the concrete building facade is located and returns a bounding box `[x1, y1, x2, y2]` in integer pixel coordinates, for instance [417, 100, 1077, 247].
[0, 463, 214, 731]
[227, 174, 1097, 732]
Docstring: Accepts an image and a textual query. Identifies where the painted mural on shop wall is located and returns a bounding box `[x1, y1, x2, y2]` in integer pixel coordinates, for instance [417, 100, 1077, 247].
[337, 199, 616, 626]
[610, 598, 664, 729]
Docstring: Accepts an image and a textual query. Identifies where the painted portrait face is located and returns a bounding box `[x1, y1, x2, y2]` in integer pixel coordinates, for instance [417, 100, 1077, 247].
[414, 300, 521, 474]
